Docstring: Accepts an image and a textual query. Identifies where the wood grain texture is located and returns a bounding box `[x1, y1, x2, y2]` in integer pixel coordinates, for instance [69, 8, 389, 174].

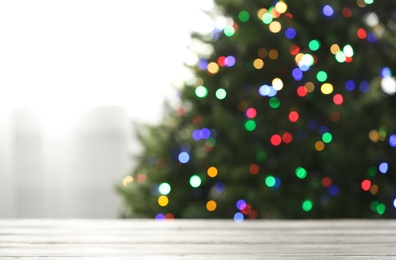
[0, 219, 396, 259]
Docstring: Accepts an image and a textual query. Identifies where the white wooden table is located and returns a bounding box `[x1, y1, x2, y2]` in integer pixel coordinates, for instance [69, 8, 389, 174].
[1, 219, 396, 259]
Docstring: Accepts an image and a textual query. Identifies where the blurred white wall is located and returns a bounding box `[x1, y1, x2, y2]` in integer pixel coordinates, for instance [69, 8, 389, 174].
[0, 0, 214, 218]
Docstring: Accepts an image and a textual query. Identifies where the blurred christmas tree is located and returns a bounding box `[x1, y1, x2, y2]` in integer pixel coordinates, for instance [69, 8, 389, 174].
[117, 0, 396, 219]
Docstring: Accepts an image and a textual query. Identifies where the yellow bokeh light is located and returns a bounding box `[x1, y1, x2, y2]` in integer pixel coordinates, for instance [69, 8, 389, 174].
[158, 195, 169, 207]
[272, 78, 283, 90]
[122, 176, 134, 187]
[207, 166, 218, 177]
[206, 200, 217, 211]
[330, 44, 340, 55]
[369, 130, 379, 142]
[270, 8, 281, 19]
[321, 83, 334, 95]
[207, 62, 220, 74]
[253, 59, 264, 69]
[257, 8, 268, 19]
[370, 184, 378, 195]
[315, 141, 325, 151]
[275, 1, 288, 14]
[295, 53, 304, 64]
[356, 0, 366, 8]
[304, 82, 315, 92]
[268, 49, 279, 60]
[258, 48, 268, 58]
[269, 21, 282, 33]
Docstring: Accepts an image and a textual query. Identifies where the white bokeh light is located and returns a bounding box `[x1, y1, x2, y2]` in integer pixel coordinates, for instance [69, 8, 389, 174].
[381, 77, 396, 95]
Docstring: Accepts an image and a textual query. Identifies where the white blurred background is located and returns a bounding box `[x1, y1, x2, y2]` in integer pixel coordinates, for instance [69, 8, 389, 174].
[0, 0, 214, 218]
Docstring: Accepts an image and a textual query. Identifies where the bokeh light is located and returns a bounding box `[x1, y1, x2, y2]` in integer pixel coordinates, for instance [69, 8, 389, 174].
[207, 166, 218, 178]
[234, 212, 244, 223]
[302, 200, 313, 211]
[389, 134, 396, 147]
[245, 120, 257, 131]
[236, 199, 247, 210]
[289, 111, 299, 122]
[190, 175, 202, 188]
[195, 86, 208, 98]
[216, 88, 227, 99]
[178, 152, 190, 164]
[158, 195, 169, 207]
[361, 179, 371, 191]
[321, 83, 334, 94]
[265, 175, 276, 187]
[271, 134, 282, 146]
[322, 5, 334, 16]
[158, 182, 171, 195]
[206, 200, 217, 211]
[379, 162, 388, 174]
[295, 167, 307, 179]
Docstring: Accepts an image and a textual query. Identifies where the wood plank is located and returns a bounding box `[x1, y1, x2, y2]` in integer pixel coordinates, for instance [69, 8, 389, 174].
[0, 219, 396, 258]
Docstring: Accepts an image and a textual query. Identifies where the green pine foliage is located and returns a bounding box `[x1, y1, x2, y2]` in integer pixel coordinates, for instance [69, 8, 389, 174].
[117, 0, 396, 219]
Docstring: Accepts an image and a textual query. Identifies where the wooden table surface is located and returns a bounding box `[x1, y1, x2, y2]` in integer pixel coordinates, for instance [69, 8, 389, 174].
[1, 219, 396, 259]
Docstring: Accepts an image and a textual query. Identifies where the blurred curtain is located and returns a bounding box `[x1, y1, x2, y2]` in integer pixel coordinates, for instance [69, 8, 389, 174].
[0, 106, 133, 218]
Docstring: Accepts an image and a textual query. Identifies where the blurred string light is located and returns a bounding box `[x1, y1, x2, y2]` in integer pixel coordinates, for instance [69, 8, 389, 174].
[206, 200, 217, 211]
[145, 0, 396, 219]
[380, 67, 396, 95]
[302, 200, 313, 211]
[178, 152, 190, 163]
[122, 176, 134, 187]
[245, 120, 256, 131]
[158, 182, 171, 195]
[190, 175, 202, 188]
[265, 175, 276, 187]
[379, 162, 388, 174]
[195, 86, 208, 98]
[322, 5, 334, 17]
[234, 212, 244, 223]
[192, 128, 211, 141]
[207, 166, 218, 177]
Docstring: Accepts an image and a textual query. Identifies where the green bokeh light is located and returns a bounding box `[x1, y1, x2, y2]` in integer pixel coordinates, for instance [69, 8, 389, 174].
[245, 120, 256, 131]
[265, 175, 276, 187]
[216, 88, 227, 100]
[256, 151, 267, 162]
[302, 200, 313, 212]
[295, 167, 307, 179]
[189, 175, 202, 188]
[195, 86, 208, 98]
[368, 167, 376, 177]
[308, 40, 320, 51]
[239, 10, 250, 22]
[376, 203, 386, 215]
[370, 201, 379, 212]
[269, 97, 280, 108]
[316, 71, 328, 82]
[262, 13, 273, 24]
[322, 132, 333, 143]
[224, 26, 235, 37]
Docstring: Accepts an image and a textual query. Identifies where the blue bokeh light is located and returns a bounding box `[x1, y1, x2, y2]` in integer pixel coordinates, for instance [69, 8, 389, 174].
[234, 212, 244, 223]
[345, 80, 355, 91]
[178, 152, 190, 164]
[323, 5, 334, 17]
[379, 162, 388, 174]
[285, 28, 296, 39]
